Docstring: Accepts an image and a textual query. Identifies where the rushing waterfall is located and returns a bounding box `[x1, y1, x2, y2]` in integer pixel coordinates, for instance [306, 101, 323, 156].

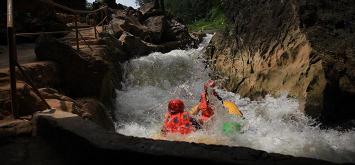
[114, 34, 355, 163]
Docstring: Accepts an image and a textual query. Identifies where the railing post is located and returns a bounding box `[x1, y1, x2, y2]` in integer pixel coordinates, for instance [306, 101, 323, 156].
[94, 14, 97, 39]
[103, 7, 107, 32]
[75, 15, 79, 51]
[7, 0, 18, 118]
[15, 62, 51, 110]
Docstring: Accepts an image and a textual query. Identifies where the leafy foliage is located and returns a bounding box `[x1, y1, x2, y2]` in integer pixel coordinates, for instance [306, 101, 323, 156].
[188, 6, 226, 31]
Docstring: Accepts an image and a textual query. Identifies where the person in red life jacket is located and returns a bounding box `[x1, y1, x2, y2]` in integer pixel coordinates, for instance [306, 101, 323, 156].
[191, 80, 223, 123]
[161, 99, 201, 135]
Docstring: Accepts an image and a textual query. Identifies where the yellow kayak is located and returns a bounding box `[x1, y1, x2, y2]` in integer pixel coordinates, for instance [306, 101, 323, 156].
[223, 101, 243, 117]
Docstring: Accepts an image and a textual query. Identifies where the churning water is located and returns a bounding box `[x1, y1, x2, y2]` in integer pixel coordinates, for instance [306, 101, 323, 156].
[114, 34, 355, 163]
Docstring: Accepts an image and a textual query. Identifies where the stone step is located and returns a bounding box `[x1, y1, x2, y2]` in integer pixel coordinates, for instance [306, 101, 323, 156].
[0, 119, 33, 137]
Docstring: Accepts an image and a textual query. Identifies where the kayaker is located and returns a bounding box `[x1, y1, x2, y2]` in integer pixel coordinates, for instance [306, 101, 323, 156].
[191, 80, 223, 123]
[161, 99, 200, 135]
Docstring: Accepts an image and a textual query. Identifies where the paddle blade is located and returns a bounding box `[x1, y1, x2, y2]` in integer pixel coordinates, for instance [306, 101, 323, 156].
[223, 101, 243, 117]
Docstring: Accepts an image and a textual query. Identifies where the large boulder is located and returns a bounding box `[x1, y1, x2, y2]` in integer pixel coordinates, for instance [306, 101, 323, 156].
[0, 62, 60, 117]
[110, 9, 166, 44]
[76, 98, 115, 131]
[35, 35, 111, 98]
[40, 88, 114, 130]
[39, 88, 79, 106]
[163, 18, 191, 43]
[117, 32, 152, 56]
[107, 2, 198, 58]
[139, 2, 164, 20]
[0, 81, 48, 117]
[207, 0, 355, 124]
[15, 62, 61, 89]
[144, 16, 166, 44]
[111, 18, 146, 38]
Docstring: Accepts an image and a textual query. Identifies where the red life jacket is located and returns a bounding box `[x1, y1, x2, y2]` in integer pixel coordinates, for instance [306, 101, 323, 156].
[199, 92, 214, 119]
[163, 112, 194, 134]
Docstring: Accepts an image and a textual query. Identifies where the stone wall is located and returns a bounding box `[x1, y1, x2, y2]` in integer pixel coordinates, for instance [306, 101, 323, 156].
[206, 0, 355, 124]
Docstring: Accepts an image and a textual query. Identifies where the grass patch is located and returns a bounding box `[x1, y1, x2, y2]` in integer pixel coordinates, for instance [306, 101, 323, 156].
[188, 7, 227, 32]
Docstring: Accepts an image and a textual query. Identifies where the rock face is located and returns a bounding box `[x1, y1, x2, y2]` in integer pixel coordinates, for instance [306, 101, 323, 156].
[206, 0, 355, 123]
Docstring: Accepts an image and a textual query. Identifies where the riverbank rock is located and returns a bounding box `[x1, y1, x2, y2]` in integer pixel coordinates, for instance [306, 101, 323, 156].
[36, 88, 114, 130]
[107, 2, 197, 58]
[0, 62, 62, 117]
[16, 62, 61, 88]
[207, 0, 355, 124]
[0, 81, 48, 116]
[40, 88, 114, 130]
[76, 98, 115, 131]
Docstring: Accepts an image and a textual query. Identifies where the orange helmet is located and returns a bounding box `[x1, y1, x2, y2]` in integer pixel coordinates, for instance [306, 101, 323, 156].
[168, 99, 185, 114]
[204, 80, 216, 91]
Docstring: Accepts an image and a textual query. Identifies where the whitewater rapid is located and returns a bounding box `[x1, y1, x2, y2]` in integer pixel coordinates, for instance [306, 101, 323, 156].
[114, 34, 355, 163]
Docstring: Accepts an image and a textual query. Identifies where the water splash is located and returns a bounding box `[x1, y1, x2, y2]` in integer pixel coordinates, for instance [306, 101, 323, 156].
[114, 34, 355, 163]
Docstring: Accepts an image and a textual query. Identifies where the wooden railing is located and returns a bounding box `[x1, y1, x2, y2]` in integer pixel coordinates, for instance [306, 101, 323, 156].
[6, 0, 111, 118]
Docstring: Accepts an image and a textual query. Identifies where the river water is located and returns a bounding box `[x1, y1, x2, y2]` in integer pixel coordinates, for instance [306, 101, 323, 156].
[113, 34, 355, 163]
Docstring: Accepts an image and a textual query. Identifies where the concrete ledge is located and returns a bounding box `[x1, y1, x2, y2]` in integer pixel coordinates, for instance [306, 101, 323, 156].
[35, 111, 335, 165]
[0, 119, 32, 137]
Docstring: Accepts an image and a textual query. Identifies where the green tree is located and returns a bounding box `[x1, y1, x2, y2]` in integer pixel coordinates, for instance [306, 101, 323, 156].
[136, 0, 223, 24]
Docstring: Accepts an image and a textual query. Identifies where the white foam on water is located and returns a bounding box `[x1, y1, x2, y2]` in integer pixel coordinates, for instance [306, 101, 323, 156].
[114, 34, 355, 163]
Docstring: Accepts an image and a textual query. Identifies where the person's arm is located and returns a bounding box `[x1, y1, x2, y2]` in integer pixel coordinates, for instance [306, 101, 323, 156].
[190, 103, 200, 115]
[213, 91, 223, 102]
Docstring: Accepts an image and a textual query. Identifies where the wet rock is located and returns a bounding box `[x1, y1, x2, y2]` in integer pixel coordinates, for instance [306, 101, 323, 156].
[207, 0, 355, 123]
[191, 31, 207, 44]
